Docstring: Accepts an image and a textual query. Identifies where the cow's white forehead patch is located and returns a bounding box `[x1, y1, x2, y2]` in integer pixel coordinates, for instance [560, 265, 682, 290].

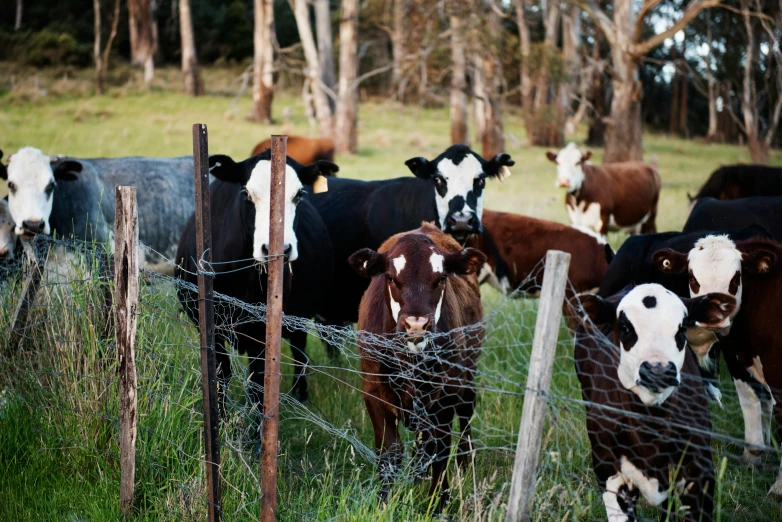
[392, 255, 406, 275]
[430, 252, 444, 273]
[688, 235, 742, 295]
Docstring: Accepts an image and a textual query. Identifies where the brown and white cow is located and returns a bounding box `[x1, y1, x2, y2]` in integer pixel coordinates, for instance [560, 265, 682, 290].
[251, 136, 335, 164]
[572, 284, 735, 522]
[468, 209, 613, 297]
[546, 143, 660, 236]
[655, 236, 782, 496]
[348, 222, 485, 511]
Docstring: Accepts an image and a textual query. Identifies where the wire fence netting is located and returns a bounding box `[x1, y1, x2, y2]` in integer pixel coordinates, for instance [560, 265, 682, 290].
[1, 235, 780, 521]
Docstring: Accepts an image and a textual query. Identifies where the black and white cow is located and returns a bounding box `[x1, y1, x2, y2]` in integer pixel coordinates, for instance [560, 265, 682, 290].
[0, 199, 16, 260]
[175, 149, 336, 418]
[573, 284, 736, 522]
[1, 147, 198, 273]
[310, 144, 513, 329]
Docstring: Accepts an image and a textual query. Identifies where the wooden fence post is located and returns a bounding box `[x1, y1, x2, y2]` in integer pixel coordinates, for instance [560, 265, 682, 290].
[8, 239, 42, 351]
[193, 123, 223, 522]
[506, 250, 571, 522]
[260, 135, 287, 522]
[115, 186, 139, 517]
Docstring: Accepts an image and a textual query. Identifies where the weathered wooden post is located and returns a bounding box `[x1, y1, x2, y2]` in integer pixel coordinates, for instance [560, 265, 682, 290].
[193, 123, 222, 521]
[115, 186, 139, 517]
[260, 135, 287, 522]
[506, 250, 571, 522]
[8, 238, 42, 351]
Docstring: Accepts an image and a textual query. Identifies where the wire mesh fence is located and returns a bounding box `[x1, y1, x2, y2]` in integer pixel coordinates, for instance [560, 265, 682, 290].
[1, 234, 781, 521]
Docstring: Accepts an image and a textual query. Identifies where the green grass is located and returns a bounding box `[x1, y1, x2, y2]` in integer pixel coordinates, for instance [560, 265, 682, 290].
[1, 65, 782, 521]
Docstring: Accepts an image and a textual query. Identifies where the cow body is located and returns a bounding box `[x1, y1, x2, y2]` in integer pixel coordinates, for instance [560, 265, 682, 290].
[468, 209, 611, 296]
[547, 143, 660, 236]
[349, 223, 486, 510]
[689, 165, 782, 202]
[684, 196, 782, 240]
[573, 285, 735, 522]
[251, 136, 335, 164]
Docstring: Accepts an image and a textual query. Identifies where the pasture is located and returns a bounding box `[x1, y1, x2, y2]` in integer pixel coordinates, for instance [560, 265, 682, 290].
[1, 66, 782, 521]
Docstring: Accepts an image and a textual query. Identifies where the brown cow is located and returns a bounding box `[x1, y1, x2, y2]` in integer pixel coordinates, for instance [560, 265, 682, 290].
[572, 284, 735, 522]
[468, 209, 613, 296]
[348, 222, 485, 511]
[546, 142, 661, 236]
[250, 136, 335, 165]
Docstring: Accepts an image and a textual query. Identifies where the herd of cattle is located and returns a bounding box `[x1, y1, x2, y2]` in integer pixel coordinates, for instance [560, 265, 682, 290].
[1, 137, 782, 519]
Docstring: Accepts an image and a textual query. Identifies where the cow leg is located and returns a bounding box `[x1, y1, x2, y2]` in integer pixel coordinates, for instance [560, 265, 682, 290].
[640, 210, 657, 234]
[602, 473, 638, 522]
[455, 385, 476, 469]
[769, 398, 782, 498]
[734, 377, 768, 465]
[285, 328, 309, 402]
[366, 397, 400, 502]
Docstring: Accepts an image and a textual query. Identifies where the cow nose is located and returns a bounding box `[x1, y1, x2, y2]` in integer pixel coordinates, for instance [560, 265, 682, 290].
[260, 244, 293, 261]
[22, 220, 44, 235]
[557, 179, 570, 188]
[638, 361, 679, 392]
[447, 213, 477, 233]
[404, 316, 430, 335]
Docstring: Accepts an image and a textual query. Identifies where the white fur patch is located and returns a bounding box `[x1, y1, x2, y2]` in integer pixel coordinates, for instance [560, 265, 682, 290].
[6, 147, 58, 236]
[687, 235, 743, 327]
[429, 252, 444, 273]
[553, 142, 586, 192]
[620, 457, 668, 506]
[603, 473, 631, 522]
[392, 255, 406, 275]
[567, 200, 603, 235]
[735, 378, 765, 451]
[0, 200, 16, 258]
[434, 290, 444, 324]
[570, 224, 608, 245]
[388, 285, 401, 322]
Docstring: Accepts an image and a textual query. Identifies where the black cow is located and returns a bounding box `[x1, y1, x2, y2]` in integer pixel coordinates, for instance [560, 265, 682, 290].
[310, 144, 513, 328]
[684, 196, 782, 240]
[176, 150, 337, 422]
[689, 165, 782, 202]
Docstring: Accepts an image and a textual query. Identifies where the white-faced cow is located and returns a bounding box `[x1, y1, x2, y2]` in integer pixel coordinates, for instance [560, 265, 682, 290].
[1, 147, 197, 273]
[0, 199, 16, 261]
[349, 222, 485, 512]
[572, 284, 736, 522]
[546, 142, 660, 237]
[175, 149, 336, 421]
[311, 144, 513, 333]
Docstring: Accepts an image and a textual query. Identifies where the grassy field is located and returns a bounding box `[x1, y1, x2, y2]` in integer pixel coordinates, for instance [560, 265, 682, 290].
[1, 65, 782, 521]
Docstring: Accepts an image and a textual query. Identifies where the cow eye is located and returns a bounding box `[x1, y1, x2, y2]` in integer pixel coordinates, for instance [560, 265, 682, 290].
[293, 188, 305, 204]
[475, 177, 485, 189]
[434, 176, 445, 186]
[675, 324, 687, 351]
[243, 190, 253, 204]
[7, 181, 16, 193]
[441, 274, 447, 283]
[45, 182, 55, 196]
[386, 274, 393, 283]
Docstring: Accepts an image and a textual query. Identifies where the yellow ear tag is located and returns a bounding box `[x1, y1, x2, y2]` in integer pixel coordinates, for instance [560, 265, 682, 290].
[313, 175, 329, 194]
[498, 165, 512, 181]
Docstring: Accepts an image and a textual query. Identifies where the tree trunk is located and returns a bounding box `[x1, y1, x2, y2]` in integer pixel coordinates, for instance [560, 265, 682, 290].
[748, 133, 770, 163]
[249, 0, 275, 122]
[479, 7, 504, 159]
[94, 0, 103, 95]
[704, 14, 718, 142]
[128, 0, 156, 83]
[292, 0, 334, 135]
[669, 46, 680, 135]
[315, 0, 336, 112]
[15, 0, 22, 30]
[678, 38, 688, 137]
[391, 0, 405, 96]
[335, 0, 359, 154]
[604, 0, 642, 163]
[516, 0, 533, 140]
[450, 5, 468, 145]
[564, 7, 584, 136]
[180, 0, 203, 96]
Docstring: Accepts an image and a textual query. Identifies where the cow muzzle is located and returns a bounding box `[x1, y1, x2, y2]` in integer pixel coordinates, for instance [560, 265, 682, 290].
[637, 361, 679, 393]
[400, 315, 431, 342]
[446, 213, 478, 243]
[19, 220, 45, 238]
[556, 179, 571, 189]
[259, 243, 294, 262]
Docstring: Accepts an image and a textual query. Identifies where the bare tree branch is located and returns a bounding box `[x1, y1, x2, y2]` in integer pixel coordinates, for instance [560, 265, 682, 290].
[631, 0, 721, 57]
[633, 0, 665, 43]
[568, 0, 617, 47]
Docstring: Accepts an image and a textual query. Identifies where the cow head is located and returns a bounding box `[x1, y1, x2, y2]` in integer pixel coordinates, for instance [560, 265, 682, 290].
[0, 147, 81, 238]
[546, 142, 591, 192]
[209, 150, 336, 263]
[0, 199, 16, 259]
[348, 231, 485, 349]
[581, 284, 735, 406]
[405, 145, 513, 243]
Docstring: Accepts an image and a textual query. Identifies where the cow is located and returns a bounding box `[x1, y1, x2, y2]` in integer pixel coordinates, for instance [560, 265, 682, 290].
[0, 199, 16, 260]
[468, 209, 613, 297]
[251, 136, 335, 164]
[684, 196, 782, 241]
[688, 164, 782, 203]
[311, 144, 513, 333]
[175, 149, 336, 420]
[653, 236, 782, 496]
[1, 147, 198, 274]
[546, 142, 660, 236]
[572, 284, 736, 522]
[348, 222, 486, 511]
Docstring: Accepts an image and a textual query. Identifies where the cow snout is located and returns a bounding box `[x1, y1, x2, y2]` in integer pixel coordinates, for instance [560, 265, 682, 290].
[637, 361, 679, 392]
[21, 220, 45, 237]
[446, 214, 478, 242]
[556, 179, 571, 188]
[260, 244, 293, 262]
[402, 316, 430, 340]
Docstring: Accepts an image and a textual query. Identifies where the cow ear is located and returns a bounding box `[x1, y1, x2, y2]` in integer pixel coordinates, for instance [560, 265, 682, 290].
[484, 153, 515, 180]
[581, 151, 592, 163]
[444, 247, 486, 275]
[577, 294, 617, 326]
[53, 160, 82, 181]
[405, 157, 434, 179]
[349, 248, 386, 278]
[0, 150, 6, 181]
[545, 151, 558, 164]
[604, 244, 615, 265]
[209, 155, 246, 184]
[298, 160, 339, 193]
[684, 293, 736, 328]
[740, 246, 777, 275]
[652, 248, 688, 275]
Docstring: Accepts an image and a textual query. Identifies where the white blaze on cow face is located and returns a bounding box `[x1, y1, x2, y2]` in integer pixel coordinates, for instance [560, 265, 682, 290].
[615, 285, 688, 406]
[388, 283, 401, 322]
[392, 255, 406, 275]
[429, 252, 444, 273]
[245, 160, 304, 262]
[686, 235, 742, 329]
[552, 142, 587, 191]
[0, 200, 16, 258]
[6, 147, 57, 236]
[434, 154, 485, 231]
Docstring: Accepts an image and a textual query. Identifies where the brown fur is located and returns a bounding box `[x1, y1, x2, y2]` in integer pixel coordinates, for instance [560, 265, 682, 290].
[469, 210, 609, 296]
[568, 162, 661, 235]
[356, 222, 484, 510]
[250, 136, 335, 165]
